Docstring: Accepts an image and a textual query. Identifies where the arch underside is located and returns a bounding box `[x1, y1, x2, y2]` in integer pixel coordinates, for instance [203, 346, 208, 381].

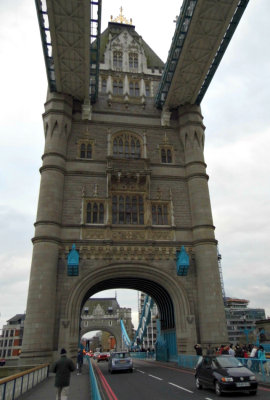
[81, 277, 175, 330]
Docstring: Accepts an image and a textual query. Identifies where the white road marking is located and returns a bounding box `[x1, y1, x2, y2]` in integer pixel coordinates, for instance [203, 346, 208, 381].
[205, 398, 213, 400]
[168, 382, 194, 393]
[137, 370, 145, 374]
[149, 374, 163, 381]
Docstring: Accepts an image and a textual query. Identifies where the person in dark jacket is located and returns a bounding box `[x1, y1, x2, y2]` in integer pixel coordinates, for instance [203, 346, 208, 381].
[52, 348, 75, 400]
[77, 348, 84, 375]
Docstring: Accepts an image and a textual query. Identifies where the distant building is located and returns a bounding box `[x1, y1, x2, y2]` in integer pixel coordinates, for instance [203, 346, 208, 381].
[224, 298, 265, 344]
[0, 314, 25, 361]
[81, 297, 133, 349]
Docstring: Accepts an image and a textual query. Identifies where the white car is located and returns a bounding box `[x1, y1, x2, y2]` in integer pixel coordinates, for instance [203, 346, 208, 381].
[108, 351, 133, 374]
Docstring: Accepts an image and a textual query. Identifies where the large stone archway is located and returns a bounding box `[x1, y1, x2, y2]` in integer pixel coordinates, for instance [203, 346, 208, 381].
[55, 262, 197, 361]
[80, 325, 122, 351]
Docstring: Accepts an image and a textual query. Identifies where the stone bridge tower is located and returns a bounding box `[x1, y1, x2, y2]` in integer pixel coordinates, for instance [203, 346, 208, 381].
[81, 297, 133, 351]
[21, 16, 228, 364]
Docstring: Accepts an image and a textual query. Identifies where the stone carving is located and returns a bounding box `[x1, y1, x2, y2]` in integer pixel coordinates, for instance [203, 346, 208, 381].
[62, 320, 70, 329]
[186, 315, 194, 324]
[93, 304, 104, 316]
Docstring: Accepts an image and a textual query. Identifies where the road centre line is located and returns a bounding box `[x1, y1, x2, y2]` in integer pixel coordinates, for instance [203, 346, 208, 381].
[148, 374, 163, 381]
[168, 382, 193, 393]
[137, 369, 145, 374]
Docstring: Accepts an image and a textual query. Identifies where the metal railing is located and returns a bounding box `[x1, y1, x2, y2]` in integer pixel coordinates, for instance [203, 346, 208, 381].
[86, 357, 102, 400]
[0, 364, 49, 400]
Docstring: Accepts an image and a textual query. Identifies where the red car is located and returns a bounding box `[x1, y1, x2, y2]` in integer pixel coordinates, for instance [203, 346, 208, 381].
[97, 352, 109, 362]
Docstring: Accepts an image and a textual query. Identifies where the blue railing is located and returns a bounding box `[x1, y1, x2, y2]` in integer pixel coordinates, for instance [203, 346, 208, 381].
[130, 351, 155, 360]
[86, 357, 102, 400]
[0, 364, 49, 400]
[178, 355, 270, 384]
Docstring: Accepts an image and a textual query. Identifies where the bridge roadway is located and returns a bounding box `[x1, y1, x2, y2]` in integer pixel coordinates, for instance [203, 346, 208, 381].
[19, 358, 270, 400]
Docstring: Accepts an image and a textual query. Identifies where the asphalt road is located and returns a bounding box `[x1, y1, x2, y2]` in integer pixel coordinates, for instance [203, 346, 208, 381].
[94, 359, 270, 400]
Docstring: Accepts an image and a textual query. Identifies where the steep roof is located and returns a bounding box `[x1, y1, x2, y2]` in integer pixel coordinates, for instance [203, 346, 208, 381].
[84, 297, 121, 314]
[7, 314, 26, 323]
[96, 22, 164, 70]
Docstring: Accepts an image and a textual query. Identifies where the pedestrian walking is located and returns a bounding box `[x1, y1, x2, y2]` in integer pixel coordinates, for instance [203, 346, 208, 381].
[52, 348, 75, 400]
[77, 348, 84, 375]
[258, 345, 269, 376]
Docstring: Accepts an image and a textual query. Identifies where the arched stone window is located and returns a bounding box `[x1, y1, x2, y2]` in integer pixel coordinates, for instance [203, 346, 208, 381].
[112, 132, 141, 159]
[113, 80, 123, 95]
[160, 146, 173, 163]
[129, 52, 138, 68]
[112, 194, 144, 225]
[145, 83, 150, 97]
[129, 81, 140, 97]
[78, 140, 93, 159]
[86, 202, 104, 224]
[113, 51, 122, 68]
[152, 203, 169, 225]
[101, 78, 107, 93]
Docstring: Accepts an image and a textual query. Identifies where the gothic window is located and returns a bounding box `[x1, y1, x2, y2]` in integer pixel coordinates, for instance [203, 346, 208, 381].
[152, 203, 169, 225]
[101, 78, 107, 93]
[112, 195, 144, 225]
[113, 79, 123, 95]
[129, 52, 138, 68]
[79, 141, 93, 159]
[129, 81, 140, 97]
[112, 133, 141, 159]
[160, 147, 173, 163]
[86, 202, 104, 224]
[145, 83, 150, 97]
[113, 51, 122, 68]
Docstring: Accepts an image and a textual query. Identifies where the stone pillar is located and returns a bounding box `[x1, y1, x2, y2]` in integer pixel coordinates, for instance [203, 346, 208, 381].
[178, 104, 228, 348]
[20, 93, 72, 364]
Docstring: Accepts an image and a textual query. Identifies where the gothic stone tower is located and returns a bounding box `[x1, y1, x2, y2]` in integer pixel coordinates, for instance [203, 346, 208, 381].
[21, 20, 228, 364]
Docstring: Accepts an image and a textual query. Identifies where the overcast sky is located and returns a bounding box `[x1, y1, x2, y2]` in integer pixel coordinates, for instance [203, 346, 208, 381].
[0, 0, 269, 334]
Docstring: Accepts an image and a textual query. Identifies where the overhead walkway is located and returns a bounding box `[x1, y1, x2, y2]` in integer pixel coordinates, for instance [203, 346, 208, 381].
[35, 0, 102, 104]
[156, 0, 249, 109]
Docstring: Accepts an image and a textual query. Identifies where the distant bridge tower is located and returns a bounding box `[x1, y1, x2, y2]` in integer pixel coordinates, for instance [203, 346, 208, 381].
[20, 1, 249, 364]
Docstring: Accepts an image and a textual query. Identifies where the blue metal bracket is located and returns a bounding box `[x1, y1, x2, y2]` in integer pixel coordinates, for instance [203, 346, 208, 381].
[176, 245, 190, 276]
[67, 244, 79, 276]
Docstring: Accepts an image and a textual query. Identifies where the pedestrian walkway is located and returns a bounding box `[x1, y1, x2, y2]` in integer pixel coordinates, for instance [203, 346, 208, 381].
[20, 368, 91, 400]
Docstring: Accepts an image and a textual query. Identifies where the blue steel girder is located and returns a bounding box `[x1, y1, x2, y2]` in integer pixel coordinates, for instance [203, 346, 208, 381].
[156, 0, 249, 110]
[35, 0, 102, 103]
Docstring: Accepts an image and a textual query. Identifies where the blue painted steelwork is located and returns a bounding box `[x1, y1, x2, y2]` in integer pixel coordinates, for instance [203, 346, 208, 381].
[195, 0, 250, 104]
[120, 318, 131, 347]
[67, 244, 79, 276]
[132, 295, 154, 347]
[155, 0, 198, 109]
[178, 354, 200, 369]
[155, 320, 177, 361]
[176, 245, 190, 276]
[86, 357, 102, 400]
[34, 0, 56, 92]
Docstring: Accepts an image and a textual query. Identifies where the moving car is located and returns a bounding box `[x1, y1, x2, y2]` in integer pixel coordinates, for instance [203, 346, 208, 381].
[97, 352, 109, 362]
[93, 352, 100, 360]
[195, 355, 257, 396]
[108, 351, 133, 373]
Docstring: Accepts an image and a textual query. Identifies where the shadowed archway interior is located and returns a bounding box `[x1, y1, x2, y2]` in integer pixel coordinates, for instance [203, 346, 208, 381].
[81, 277, 175, 330]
